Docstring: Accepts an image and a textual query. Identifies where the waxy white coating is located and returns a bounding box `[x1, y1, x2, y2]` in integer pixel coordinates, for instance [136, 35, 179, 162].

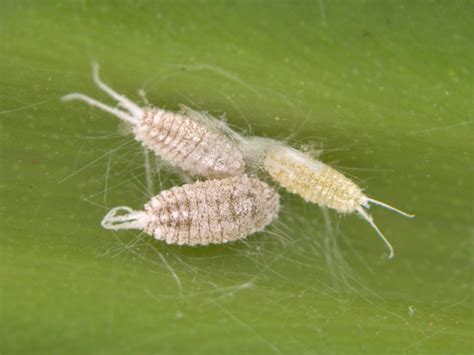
[102, 175, 280, 245]
[62, 63, 245, 179]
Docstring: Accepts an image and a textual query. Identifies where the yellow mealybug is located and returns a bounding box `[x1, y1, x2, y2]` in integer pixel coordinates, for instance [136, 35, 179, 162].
[243, 138, 414, 258]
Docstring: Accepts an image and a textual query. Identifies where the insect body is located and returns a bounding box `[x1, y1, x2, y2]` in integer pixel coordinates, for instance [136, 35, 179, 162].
[62, 64, 244, 179]
[101, 175, 280, 245]
[244, 138, 414, 258]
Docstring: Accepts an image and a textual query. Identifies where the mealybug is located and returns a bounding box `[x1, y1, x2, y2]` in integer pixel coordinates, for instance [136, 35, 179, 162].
[101, 175, 280, 245]
[243, 138, 414, 258]
[62, 64, 245, 179]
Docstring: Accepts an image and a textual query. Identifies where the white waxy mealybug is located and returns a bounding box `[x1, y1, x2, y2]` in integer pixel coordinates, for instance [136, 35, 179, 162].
[62, 64, 245, 179]
[101, 175, 280, 245]
[243, 138, 414, 258]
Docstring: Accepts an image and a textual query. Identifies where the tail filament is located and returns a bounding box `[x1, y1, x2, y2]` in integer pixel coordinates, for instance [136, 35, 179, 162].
[101, 206, 149, 231]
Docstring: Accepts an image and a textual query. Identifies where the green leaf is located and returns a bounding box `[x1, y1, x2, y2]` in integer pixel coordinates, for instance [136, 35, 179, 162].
[1, 1, 472, 354]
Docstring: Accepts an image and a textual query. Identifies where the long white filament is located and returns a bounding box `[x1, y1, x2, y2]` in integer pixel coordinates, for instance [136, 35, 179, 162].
[356, 207, 395, 259]
[91, 62, 143, 118]
[61, 93, 137, 124]
[366, 197, 415, 218]
[101, 206, 150, 231]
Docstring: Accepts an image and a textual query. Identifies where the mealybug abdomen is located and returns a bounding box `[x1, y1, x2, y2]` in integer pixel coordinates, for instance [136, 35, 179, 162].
[102, 175, 280, 245]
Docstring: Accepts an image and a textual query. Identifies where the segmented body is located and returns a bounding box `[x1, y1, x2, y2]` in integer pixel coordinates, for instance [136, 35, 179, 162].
[264, 147, 364, 213]
[252, 141, 413, 258]
[131, 109, 244, 179]
[62, 64, 245, 180]
[143, 175, 279, 245]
